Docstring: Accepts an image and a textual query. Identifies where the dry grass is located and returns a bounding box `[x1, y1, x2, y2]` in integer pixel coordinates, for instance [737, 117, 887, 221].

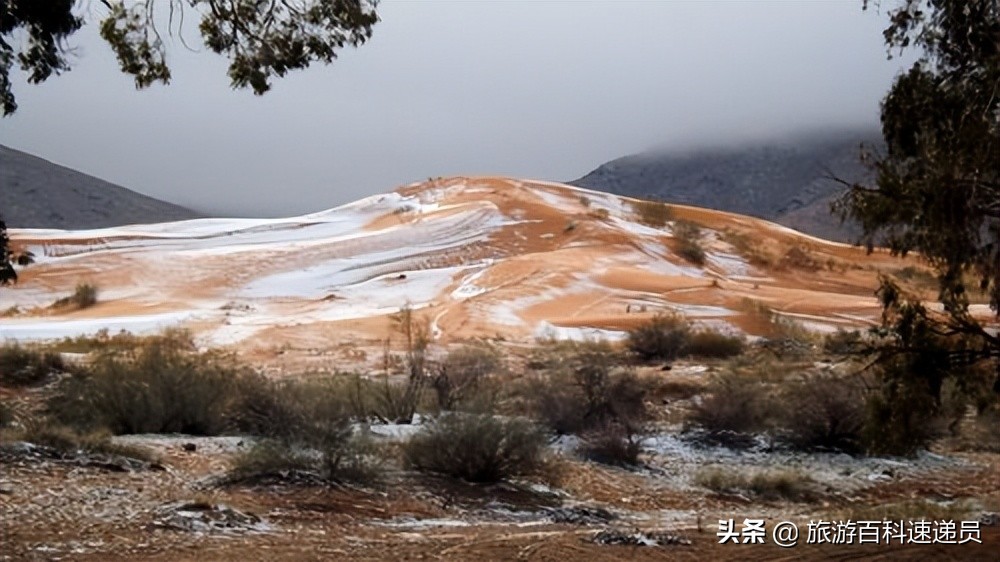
[403, 413, 549, 483]
[630, 199, 674, 227]
[672, 220, 706, 265]
[0, 342, 69, 387]
[696, 467, 816, 502]
[52, 282, 98, 310]
[10, 422, 157, 463]
[626, 313, 691, 361]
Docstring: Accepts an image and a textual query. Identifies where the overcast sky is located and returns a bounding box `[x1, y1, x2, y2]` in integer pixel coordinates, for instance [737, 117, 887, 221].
[0, 1, 908, 217]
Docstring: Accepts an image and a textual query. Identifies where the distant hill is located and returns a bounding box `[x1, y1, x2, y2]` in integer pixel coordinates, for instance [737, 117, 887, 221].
[0, 144, 201, 229]
[569, 130, 882, 242]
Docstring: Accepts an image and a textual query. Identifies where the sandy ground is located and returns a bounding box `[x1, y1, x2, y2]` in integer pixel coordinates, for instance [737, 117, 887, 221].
[9, 176, 981, 354]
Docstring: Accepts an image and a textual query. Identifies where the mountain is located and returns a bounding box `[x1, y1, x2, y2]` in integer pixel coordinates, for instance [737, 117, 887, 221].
[0, 176, 942, 348]
[0, 144, 201, 229]
[569, 130, 882, 242]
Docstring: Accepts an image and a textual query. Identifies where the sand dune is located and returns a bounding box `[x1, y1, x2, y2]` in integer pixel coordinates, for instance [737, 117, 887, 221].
[0, 176, 946, 347]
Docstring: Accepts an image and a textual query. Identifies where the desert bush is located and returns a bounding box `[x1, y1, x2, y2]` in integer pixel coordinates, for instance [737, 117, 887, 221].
[822, 329, 867, 355]
[53, 282, 98, 309]
[227, 376, 382, 485]
[48, 334, 243, 435]
[630, 199, 673, 227]
[673, 220, 706, 265]
[0, 401, 13, 428]
[588, 208, 610, 220]
[578, 423, 643, 467]
[403, 413, 548, 483]
[686, 373, 769, 446]
[0, 343, 67, 386]
[228, 433, 380, 486]
[47, 329, 155, 354]
[780, 245, 822, 271]
[228, 440, 316, 481]
[430, 344, 504, 411]
[532, 346, 648, 436]
[682, 330, 745, 359]
[627, 313, 691, 361]
[16, 422, 156, 462]
[696, 467, 815, 502]
[229, 376, 354, 440]
[773, 376, 865, 453]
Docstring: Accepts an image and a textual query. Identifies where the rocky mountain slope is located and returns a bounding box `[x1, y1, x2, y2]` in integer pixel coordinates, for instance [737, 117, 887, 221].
[0, 144, 201, 229]
[1, 176, 955, 348]
[569, 130, 882, 242]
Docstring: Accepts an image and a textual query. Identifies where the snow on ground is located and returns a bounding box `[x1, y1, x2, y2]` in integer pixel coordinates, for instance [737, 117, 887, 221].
[533, 321, 627, 342]
[640, 428, 964, 495]
[0, 311, 197, 341]
[705, 252, 751, 276]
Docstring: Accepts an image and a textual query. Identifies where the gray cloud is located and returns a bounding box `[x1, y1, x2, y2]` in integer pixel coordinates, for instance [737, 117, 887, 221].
[0, 1, 908, 217]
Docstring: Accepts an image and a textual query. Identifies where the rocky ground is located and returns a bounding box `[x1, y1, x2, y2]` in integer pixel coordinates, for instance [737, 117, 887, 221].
[2, 353, 998, 561]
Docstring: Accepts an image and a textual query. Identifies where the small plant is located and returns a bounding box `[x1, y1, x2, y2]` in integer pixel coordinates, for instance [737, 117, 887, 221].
[532, 346, 648, 434]
[626, 313, 691, 361]
[686, 373, 769, 446]
[48, 333, 244, 435]
[672, 220, 706, 265]
[578, 423, 643, 467]
[682, 330, 745, 358]
[578, 195, 591, 207]
[780, 245, 822, 271]
[773, 375, 865, 454]
[588, 208, 610, 220]
[696, 467, 815, 502]
[15, 422, 156, 463]
[0, 343, 68, 386]
[430, 344, 503, 411]
[53, 282, 98, 309]
[403, 413, 548, 483]
[630, 199, 673, 227]
[0, 401, 14, 428]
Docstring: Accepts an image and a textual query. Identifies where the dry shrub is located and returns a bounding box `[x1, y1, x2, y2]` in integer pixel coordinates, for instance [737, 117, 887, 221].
[588, 208, 610, 220]
[229, 376, 353, 440]
[48, 333, 245, 435]
[630, 199, 673, 227]
[403, 413, 548, 483]
[578, 423, 643, 467]
[0, 401, 12, 428]
[686, 373, 769, 446]
[0, 343, 68, 387]
[822, 329, 867, 356]
[529, 345, 649, 466]
[673, 220, 706, 265]
[430, 344, 504, 411]
[53, 282, 98, 309]
[683, 330, 745, 359]
[14, 422, 156, 463]
[780, 245, 823, 271]
[627, 313, 691, 361]
[531, 346, 648, 437]
[696, 467, 815, 502]
[773, 375, 865, 454]
[227, 376, 382, 486]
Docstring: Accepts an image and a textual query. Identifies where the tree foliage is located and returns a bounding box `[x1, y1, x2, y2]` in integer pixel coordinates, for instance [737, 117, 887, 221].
[0, 0, 380, 116]
[0, 218, 14, 285]
[835, 0, 1000, 389]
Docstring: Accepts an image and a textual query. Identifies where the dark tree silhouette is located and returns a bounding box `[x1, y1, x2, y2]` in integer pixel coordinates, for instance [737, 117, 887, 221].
[835, 0, 999, 393]
[1, 0, 379, 115]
